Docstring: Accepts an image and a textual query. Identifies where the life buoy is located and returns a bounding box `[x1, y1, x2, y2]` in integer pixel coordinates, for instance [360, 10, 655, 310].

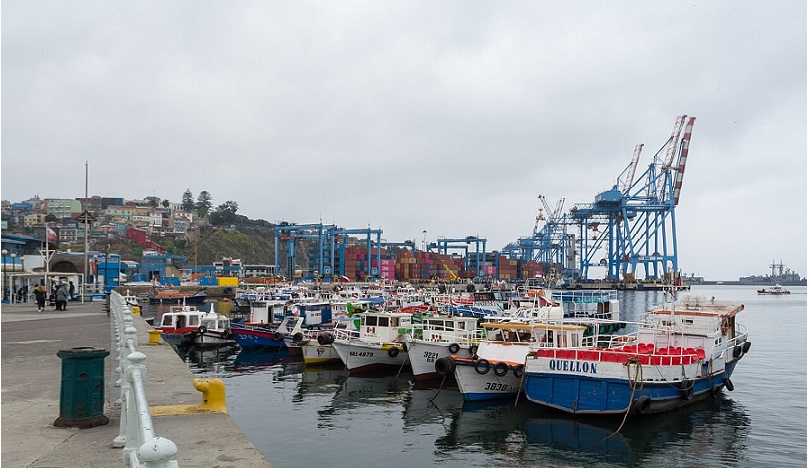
[493, 362, 508, 377]
[634, 395, 652, 415]
[435, 357, 456, 376]
[513, 364, 524, 379]
[679, 379, 693, 400]
[292, 332, 304, 343]
[475, 359, 491, 375]
[388, 346, 400, 358]
[198, 325, 208, 335]
[721, 318, 730, 336]
[448, 343, 460, 354]
[272, 332, 284, 342]
[468, 345, 479, 357]
[724, 378, 734, 392]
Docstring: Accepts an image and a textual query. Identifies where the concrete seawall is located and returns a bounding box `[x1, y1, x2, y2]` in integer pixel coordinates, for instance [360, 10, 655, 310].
[1, 300, 271, 467]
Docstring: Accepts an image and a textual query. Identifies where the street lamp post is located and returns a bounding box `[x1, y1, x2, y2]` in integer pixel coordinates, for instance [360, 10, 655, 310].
[10, 253, 16, 303]
[1, 249, 7, 303]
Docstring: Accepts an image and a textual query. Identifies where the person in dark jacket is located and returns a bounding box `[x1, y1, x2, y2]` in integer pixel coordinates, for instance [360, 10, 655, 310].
[34, 282, 48, 311]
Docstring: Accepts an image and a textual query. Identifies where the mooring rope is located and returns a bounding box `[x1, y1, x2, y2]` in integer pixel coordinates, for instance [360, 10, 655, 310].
[606, 357, 643, 439]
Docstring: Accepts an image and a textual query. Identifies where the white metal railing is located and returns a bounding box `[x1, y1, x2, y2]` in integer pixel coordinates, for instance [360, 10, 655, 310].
[110, 292, 179, 467]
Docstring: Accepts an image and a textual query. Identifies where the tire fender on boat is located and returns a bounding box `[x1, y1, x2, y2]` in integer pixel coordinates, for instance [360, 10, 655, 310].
[710, 383, 723, 398]
[388, 346, 400, 358]
[680, 379, 694, 400]
[724, 378, 734, 392]
[475, 359, 491, 375]
[198, 325, 208, 335]
[448, 343, 460, 354]
[435, 356, 456, 376]
[317, 333, 331, 345]
[733, 346, 743, 358]
[272, 332, 284, 342]
[513, 364, 524, 379]
[468, 345, 479, 357]
[493, 361, 508, 377]
[293, 332, 304, 343]
[634, 395, 652, 415]
[742, 341, 751, 354]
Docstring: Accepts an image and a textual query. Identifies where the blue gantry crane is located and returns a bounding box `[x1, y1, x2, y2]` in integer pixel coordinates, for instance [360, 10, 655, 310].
[274, 223, 384, 280]
[568, 115, 696, 281]
[428, 236, 488, 277]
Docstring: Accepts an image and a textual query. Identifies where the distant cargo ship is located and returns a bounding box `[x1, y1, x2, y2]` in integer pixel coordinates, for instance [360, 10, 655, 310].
[738, 260, 807, 286]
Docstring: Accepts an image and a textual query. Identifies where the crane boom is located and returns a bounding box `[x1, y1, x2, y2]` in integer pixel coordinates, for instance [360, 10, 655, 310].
[672, 116, 696, 206]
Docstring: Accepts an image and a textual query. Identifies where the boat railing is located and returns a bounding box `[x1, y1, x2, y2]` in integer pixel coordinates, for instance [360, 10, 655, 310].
[109, 291, 179, 467]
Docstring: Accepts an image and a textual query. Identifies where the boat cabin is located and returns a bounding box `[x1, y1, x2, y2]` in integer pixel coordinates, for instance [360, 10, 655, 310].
[358, 312, 413, 344]
[415, 315, 481, 343]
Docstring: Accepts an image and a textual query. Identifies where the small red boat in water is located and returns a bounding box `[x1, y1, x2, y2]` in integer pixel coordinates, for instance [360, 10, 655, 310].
[757, 284, 790, 295]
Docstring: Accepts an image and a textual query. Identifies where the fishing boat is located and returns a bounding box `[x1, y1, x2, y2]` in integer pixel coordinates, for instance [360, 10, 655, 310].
[155, 303, 236, 348]
[757, 284, 790, 295]
[330, 311, 412, 373]
[442, 321, 590, 401]
[521, 293, 751, 415]
[148, 288, 208, 305]
[301, 317, 360, 365]
[231, 315, 306, 349]
[402, 315, 483, 381]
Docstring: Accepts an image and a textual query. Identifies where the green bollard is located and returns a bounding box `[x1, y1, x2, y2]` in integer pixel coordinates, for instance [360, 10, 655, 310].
[53, 347, 110, 428]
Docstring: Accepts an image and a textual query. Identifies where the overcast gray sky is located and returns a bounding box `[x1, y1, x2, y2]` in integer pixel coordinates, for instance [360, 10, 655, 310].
[3, 1, 805, 281]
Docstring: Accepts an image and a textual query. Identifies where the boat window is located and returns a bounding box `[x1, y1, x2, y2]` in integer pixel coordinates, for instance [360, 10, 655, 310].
[390, 317, 398, 327]
[365, 316, 378, 327]
[188, 316, 199, 327]
[161, 316, 173, 327]
[378, 316, 389, 327]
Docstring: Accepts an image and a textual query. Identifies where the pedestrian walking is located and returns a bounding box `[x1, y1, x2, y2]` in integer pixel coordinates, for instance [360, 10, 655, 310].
[34, 282, 47, 311]
[55, 284, 68, 311]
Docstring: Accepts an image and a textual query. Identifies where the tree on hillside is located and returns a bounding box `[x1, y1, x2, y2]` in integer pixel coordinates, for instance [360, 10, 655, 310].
[196, 191, 213, 217]
[211, 200, 239, 226]
[162, 199, 170, 208]
[146, 196, 160, 208]
[181, 189, 195, 212]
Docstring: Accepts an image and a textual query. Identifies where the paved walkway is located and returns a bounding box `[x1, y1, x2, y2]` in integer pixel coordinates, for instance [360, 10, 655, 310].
[1, 300, 272, 467]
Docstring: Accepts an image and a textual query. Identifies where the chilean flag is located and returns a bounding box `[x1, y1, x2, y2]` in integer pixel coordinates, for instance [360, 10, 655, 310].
[46, 226, 58, 241]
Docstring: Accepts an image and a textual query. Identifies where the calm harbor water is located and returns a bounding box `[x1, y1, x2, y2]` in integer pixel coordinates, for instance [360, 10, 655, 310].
[146, 285, 807, 467]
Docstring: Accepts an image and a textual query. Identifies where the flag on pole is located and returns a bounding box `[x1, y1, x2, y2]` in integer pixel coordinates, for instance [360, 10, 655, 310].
[46, 226, 58, 241]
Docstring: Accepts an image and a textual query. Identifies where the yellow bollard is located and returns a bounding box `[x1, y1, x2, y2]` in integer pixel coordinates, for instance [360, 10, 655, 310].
[132, 306, 140, 315]
[193, 378, 228, 413]
[147, 329, 163, 345]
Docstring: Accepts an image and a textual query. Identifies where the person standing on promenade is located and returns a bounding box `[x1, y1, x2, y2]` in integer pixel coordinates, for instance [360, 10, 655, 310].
[34, 282, 47, 311]
[68, 281, 76, 300]
[55, 284, 68, 311]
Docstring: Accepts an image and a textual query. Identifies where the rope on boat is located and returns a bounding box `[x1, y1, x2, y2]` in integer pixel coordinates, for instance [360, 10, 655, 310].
[430, 373, 448, 402]
[513, 358, 528, 408]
[606, 357, 643, 439]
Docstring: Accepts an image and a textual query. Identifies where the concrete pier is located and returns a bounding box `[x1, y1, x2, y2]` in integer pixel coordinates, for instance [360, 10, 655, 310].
[1, 300, 271, 467]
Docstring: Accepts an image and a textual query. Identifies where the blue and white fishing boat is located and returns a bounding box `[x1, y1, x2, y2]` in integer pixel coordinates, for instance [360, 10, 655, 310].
[522, 293, 750, 415]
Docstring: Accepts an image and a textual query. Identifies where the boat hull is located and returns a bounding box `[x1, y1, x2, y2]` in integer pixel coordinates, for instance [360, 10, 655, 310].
[406, 340, 475, 381]
[454, 360, 523, 401]
[523, 359, 741, 415]
[232, 328, 287, 348]
[301, 342, 341, 365]
[331, 340, 409, 373]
